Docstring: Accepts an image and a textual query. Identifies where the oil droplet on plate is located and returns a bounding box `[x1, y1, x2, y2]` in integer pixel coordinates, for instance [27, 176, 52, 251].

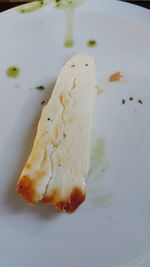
[87, 39, 97, 48]
[109, 71, 123, 82]
[6, 66, 20, 78]
[64, 39, 74, 48]
[55, 0, 85, 48]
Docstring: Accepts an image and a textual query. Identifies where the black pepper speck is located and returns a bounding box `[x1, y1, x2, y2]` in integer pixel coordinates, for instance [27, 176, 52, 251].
[36, 85, 45, 91]
[47, 118, 53, 121]
[138, 99, 143, 104]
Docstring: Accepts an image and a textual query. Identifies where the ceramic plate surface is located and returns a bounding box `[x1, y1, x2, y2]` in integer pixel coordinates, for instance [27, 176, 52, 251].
[0, 1, 150, 266]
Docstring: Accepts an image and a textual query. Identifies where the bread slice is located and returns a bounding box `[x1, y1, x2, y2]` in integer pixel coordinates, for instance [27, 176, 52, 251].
[17, 54, 97, 213]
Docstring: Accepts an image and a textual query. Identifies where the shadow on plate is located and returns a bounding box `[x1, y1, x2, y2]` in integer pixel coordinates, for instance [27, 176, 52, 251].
[6, 175, 59, 220]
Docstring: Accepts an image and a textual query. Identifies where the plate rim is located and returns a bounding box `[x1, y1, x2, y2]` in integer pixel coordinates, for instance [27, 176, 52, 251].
[0, 0, 150, 26]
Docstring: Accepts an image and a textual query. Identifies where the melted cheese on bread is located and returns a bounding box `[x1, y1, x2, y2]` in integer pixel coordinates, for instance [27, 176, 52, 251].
[17, 54, 97, 212]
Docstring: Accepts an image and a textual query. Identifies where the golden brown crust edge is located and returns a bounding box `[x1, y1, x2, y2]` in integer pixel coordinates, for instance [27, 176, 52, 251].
[42, 187, 86, 213]
[17, 177, 85, 213]
[17, 176, 37, 205]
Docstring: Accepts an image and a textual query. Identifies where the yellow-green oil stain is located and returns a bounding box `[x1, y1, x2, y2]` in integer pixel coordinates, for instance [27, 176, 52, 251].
[64, 8, 74, 47]
[6, 66, 20, 78]
[87, 139, 113, 208]
[91, 138, 105, 173]
[94, 171, 105, 181]
[87, 187, 113, 208]
[17, 0, 52, 14]
[64, 39, 74, 48]
[17, 0, 85, 48]
[93, 193, 113, 206]
[55, 0, 85, 9]
[55, 0, 85, 47]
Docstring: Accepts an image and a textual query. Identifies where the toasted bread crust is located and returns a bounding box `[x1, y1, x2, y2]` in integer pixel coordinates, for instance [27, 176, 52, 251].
[17, 176, 36, 204]
[43, 187, 85, 213]
[16, 55, 96, 213]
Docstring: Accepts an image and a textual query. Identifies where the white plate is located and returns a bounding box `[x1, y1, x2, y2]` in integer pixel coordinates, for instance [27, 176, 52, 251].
[0, 1, 150, 266]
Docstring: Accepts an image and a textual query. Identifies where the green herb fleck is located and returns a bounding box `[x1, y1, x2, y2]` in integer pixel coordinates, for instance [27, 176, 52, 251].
[56, 2, 61, 7]
[87, 39, 97, 48]
[6, 66, 20, 78]
[55, 0, 85, 9]
[17, 0, 51, 14]
[40, 0, 44, 6]
[36, 85, 45, 91]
